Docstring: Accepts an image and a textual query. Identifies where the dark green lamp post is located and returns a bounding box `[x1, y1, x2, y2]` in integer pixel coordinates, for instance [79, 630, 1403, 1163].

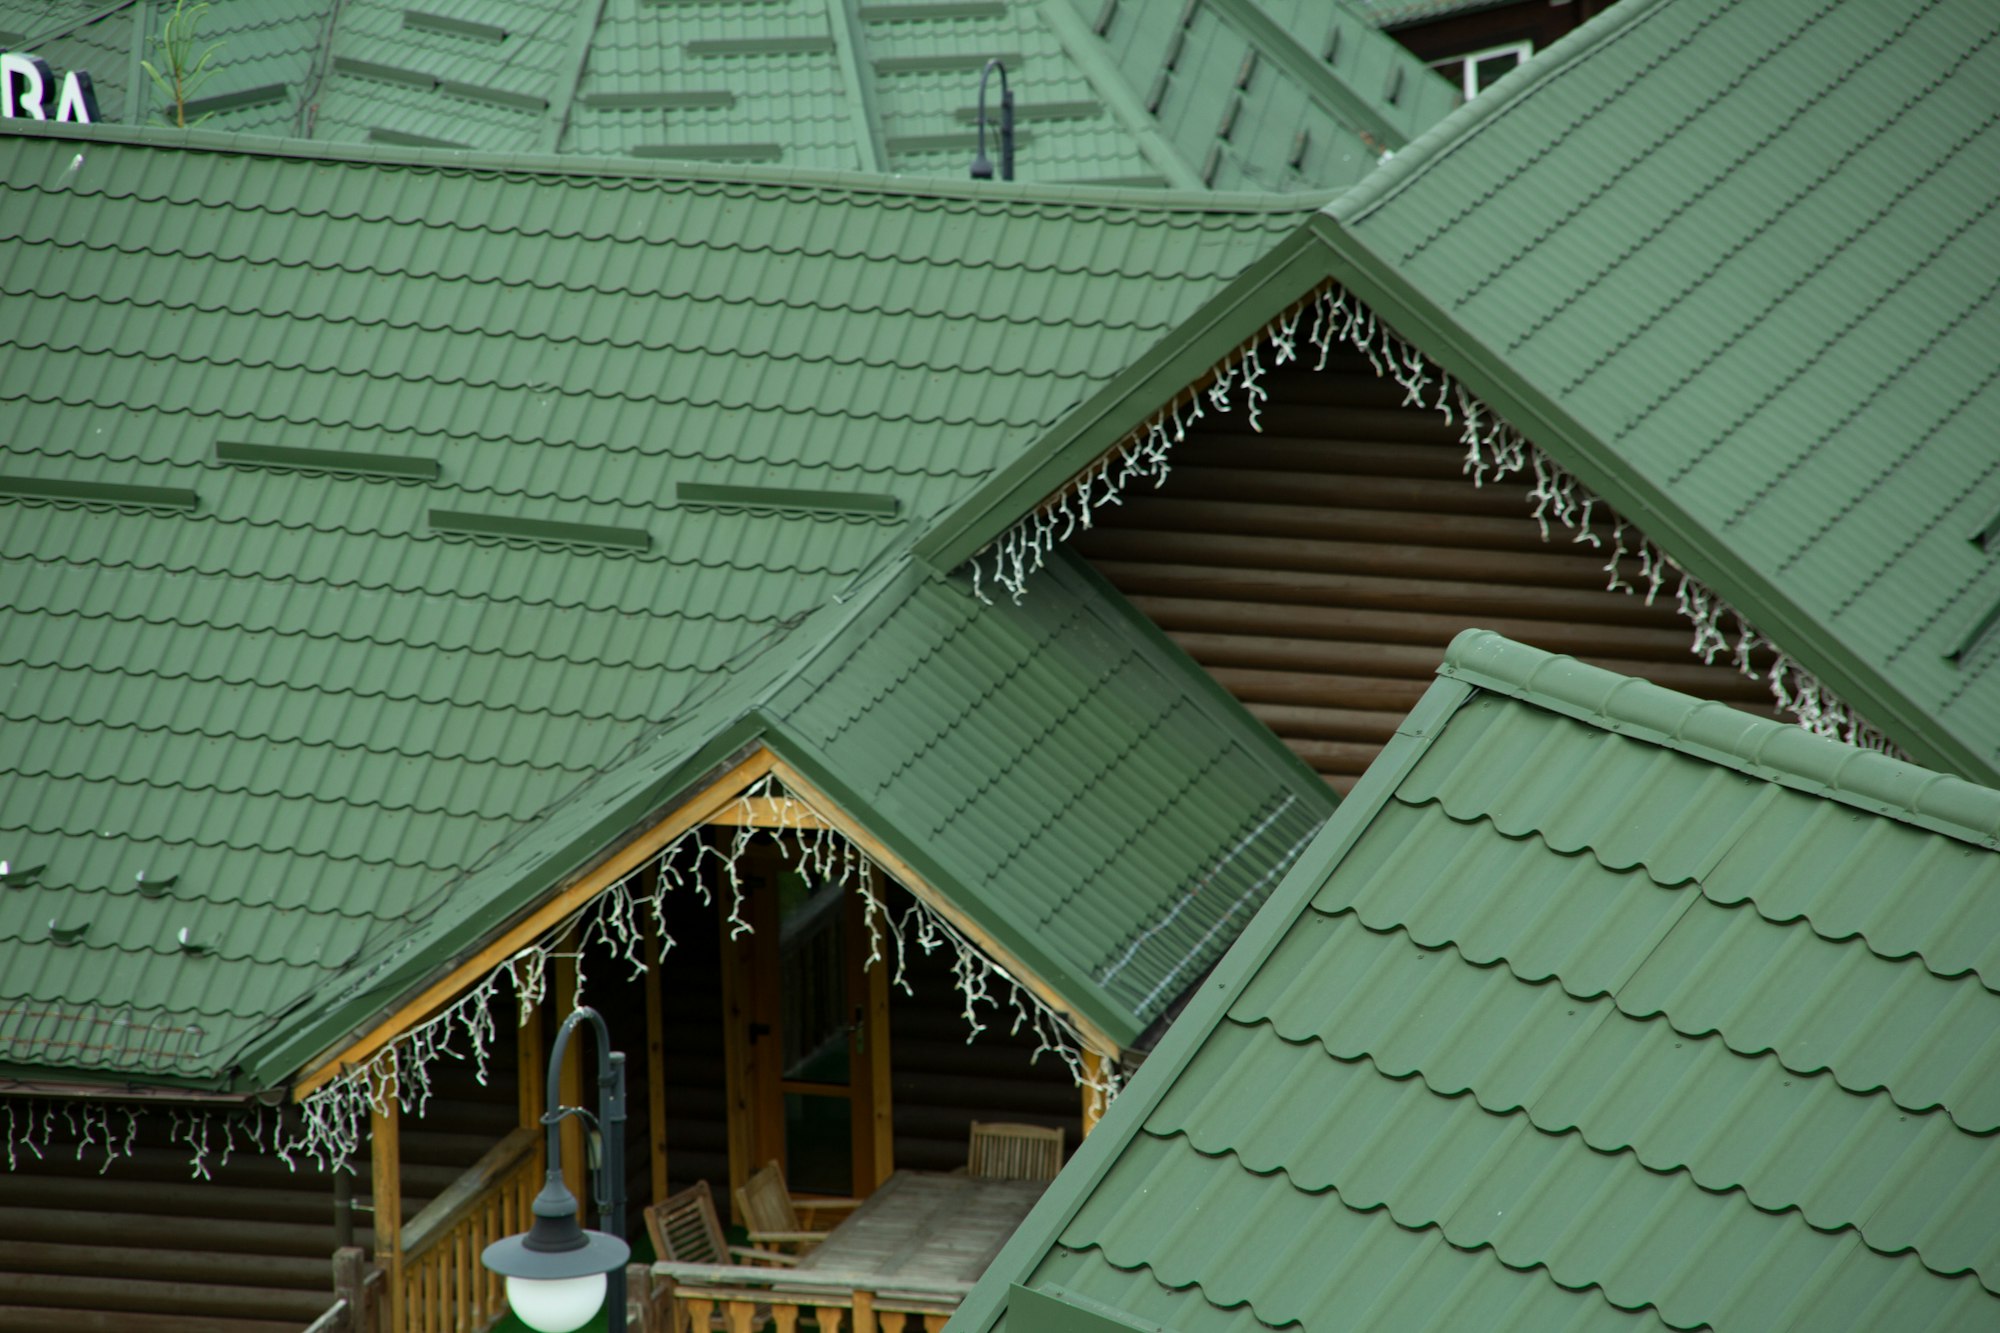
[481, 1006, 629, 1333]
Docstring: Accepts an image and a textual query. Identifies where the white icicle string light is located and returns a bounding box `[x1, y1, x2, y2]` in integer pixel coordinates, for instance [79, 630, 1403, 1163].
[0, 1093, 269, 1179]
[1307, 281, 1899, 754]
[288, 772, 1121, 1171]
[966, 292, 1314, 605]
[5, 773, 1125, 1181]
[966, 281, 1896, 752]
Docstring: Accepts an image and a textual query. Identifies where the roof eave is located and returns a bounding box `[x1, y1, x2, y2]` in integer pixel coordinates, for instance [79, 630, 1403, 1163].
[237, 713, 778, 1091]
[1304, 210, 1996, 786]
[912, 222, 1337, 575]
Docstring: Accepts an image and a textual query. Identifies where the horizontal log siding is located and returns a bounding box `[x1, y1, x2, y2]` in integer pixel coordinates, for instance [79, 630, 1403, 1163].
[1077, 359, 1774, 794]
[0, 1024, 515, 1331]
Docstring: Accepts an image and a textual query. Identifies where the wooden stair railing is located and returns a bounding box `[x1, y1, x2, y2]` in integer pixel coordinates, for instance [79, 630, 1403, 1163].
[396, 1126, 540, 1333]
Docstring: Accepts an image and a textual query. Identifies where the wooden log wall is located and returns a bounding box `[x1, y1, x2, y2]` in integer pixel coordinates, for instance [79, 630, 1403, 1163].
[887, 906, 1082, 1176]
[0, 1023, 516, 1332]
[1076, 357, 1776, 794]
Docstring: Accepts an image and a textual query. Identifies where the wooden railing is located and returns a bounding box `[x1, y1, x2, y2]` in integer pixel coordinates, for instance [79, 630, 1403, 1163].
[397, 1126, 541, 1333]
[653, 1263, 968, 1333]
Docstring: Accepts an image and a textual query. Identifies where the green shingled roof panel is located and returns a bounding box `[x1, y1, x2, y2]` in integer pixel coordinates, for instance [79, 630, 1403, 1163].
[964, 631, 2000, 1331]
[0, 121, 1321, 1089]
[1327, 0, 2000, 782]
[769, 554, 1335, 1039]
[33, 0, 1454, 188]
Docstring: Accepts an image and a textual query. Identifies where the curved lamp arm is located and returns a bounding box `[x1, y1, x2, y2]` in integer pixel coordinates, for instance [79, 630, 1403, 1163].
[970, 58, 1014, 181]
[484, 1003, 630, 1333]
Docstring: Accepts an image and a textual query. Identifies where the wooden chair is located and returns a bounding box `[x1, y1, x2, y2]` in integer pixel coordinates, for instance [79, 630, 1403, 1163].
[967, 1121, 1065, 1181]
[646, 1180, 800, 1268]
[732, 1160, 863, 1257]
[646, 1181, 800, 1333]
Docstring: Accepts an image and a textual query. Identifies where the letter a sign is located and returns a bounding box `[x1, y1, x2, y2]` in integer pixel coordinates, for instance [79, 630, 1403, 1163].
[1, 52, 100, 124]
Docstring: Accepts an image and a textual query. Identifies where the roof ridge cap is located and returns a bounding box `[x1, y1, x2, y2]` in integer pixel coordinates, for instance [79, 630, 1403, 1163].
[1328, 0, 1671, 225]
[5, 119, 1331, 213]
[1441, 629, 2000, 848]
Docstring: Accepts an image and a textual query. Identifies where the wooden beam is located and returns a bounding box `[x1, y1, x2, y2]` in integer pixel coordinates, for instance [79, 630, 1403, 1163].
[556, 942, 585, 1214]
[644, 904, 670, 1207]
[716, 853, 756, 1226]
[863, 867, 894, 1191]
[369, 1075, 403, 1333]
[1080, 1050, 1108, 1138]
[705, 796, 830, 829]
[294, 748, 778, 1100]
[766, 758, 1124, 1062]
[518, 992, 548, 1197]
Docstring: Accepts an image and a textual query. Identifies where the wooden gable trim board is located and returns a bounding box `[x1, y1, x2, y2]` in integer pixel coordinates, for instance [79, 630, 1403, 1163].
[292, 745, 1122, 1104]
[290, 746, 776, 1101]
[763, 755, 1126, 1063]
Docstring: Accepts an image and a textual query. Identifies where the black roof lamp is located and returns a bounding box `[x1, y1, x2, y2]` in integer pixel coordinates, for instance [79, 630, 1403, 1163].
[971, 58, 1014, 182]
[481, 1005, 630, 1333]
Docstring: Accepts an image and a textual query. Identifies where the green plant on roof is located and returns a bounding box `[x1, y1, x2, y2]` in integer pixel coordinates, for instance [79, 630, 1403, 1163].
[141, 0, 225, 128]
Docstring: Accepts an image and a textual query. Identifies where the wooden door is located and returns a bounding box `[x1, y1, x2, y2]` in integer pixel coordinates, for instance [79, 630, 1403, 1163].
[720, 841, 892, 1210]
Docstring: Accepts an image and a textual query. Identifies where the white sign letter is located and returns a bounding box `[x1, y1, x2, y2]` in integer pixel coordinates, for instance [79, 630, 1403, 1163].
[0, 52, 52, 120]
[56, 69, 97, 123]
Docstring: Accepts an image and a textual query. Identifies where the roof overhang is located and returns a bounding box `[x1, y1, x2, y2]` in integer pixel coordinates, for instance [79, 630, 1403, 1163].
[288, 731, 1130, 1104]
[914, 202, 1999, 787]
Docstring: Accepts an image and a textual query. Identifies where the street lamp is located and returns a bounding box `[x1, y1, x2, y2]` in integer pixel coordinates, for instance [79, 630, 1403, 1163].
[482, 1006, 630, 1333]
[969, 58, 1014, 181]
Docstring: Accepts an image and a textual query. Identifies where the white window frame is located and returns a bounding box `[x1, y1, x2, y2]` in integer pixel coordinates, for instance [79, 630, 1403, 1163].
[1433, 39, 1534, 98]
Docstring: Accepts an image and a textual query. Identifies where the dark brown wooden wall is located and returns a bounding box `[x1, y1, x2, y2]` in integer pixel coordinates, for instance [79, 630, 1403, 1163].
[0, 1055, 509, 1333]
[1077, 358, 1774, 794]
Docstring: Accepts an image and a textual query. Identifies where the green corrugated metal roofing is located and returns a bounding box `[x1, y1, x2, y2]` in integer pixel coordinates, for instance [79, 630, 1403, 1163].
[0, 119, 1328, 1090]
[959, 629, 2000, 1331]
[919, 0, 2000, 788]
[766, 553, 1334, 1039]
[1328, 0, 2000, 780]
[2, 0, 1456, 189]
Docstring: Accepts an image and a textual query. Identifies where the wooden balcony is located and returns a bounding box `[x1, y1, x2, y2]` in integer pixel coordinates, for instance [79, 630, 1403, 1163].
[652, 1264, 965, 1332]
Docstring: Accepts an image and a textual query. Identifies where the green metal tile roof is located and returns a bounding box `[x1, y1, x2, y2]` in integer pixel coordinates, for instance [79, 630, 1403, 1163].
[0, 0, 329, 132]
[958, 630, 2000, 1331]
[766, 553, 1334, 1042]
[236, 551, 1333, 1083]
[1327, 0, 2000, 781]
[919, 0, 2000, 789]
[5, 0, 1457, 188]
[0, 119, 1325, 1091]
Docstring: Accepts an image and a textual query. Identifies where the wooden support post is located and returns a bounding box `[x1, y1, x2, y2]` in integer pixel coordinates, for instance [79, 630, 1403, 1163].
[624, 1263, 654, 1333]
[645, 904, 670, 1207]
[1080, 1050, 1108, 1138]
[717, 852, 756, 1223]
[332, 1245, 370, 1333]
[555, 939, 585, 1214]
[519, 990, 547, 1182]
[862, 868, 894, 1190]
[369, 1075, 403, 1333]
[852, 1289, 877, 1333]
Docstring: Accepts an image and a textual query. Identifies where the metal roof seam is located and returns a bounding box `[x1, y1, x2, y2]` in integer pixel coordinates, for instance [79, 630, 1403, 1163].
[1297, 903, 1985, 1135]
[1205, 1014, 1994, 1288]
[1393, 794, 2000, 995]
[1118, 1129, 1700, 1326]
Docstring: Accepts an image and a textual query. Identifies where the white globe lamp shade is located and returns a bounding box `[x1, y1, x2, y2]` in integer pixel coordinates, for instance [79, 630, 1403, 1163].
[504, 1272, 607, 1333]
